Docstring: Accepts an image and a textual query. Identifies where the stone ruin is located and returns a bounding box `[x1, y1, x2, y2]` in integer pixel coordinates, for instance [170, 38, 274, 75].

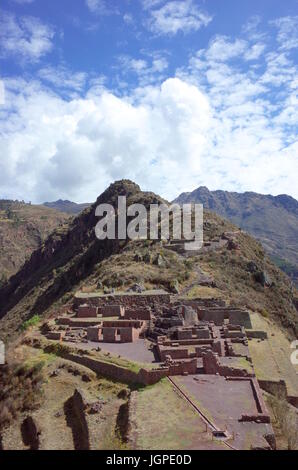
[42, 288, 275, 448]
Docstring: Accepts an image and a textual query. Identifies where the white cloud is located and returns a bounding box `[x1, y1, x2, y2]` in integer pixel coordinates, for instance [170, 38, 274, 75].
[0, 77, 211, 202]
[0, 11, 55, 63]
[1, 14, 298, 203]
[0, 81, 5, 105]
[206, 36, 247, 61]
[141, 0, 165, 9]
[147, 0, 212, 35]
[117, 53, 169, 86]
[271, 16, 298, 50]
[123, 13, 133, 24]
[38, 66, 87, 93]
[85, 0, 113, 15]
[244, 43, 266, 61]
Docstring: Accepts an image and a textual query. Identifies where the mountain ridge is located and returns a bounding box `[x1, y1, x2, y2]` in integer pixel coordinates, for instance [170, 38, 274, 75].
[43, 200, 91, 215]
[174, 187, 298, 284]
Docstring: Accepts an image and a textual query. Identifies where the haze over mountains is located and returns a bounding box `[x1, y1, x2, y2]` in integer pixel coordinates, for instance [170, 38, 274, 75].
[174, 187, 298, 284]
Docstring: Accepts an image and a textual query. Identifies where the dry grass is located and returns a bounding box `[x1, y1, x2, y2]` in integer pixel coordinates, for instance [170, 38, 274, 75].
[186, 285, 224, 299]
[0, 361, 44, 431]
[267, 394, 298, 450]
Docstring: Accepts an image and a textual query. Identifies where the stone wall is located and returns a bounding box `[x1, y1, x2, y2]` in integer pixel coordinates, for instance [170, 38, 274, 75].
[77, 305, 98, 318]
[227, 377, 271, 424]
[197, 308, 252, 329]
[158, 345, 189, 361]
[102, 319, 144, 328]
[258, 379, 298, 409]
[63, 351, 168, 385]
[87, 326, 101, 342]
[246, 330, 268, 340]
[74, 292, 171, 309]
[46, 331, 65, 341]
[203, 351, 253, 377]
[124, 308, 152, 321]
[98, 305, 125, 317]
[168, 359, 197, 376]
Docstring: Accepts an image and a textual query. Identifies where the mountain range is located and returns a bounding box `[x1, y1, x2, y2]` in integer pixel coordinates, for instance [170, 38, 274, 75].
[174, 187, 298, 285]
[43, 200, 90, 215]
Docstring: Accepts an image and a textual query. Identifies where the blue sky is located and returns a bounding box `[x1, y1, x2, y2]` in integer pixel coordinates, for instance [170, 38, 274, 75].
[0, 0, 297, 203]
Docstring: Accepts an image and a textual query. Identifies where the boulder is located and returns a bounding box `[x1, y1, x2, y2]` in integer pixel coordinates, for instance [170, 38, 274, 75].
[134, 253, 142, 262]
[143, 252, 152, 264]
[153, 254, 166, 267]
[247, 261, 258, 273]
[254, 270, 273, 287]
[126, 283, 145, 293]
[169, 279, 180, 294]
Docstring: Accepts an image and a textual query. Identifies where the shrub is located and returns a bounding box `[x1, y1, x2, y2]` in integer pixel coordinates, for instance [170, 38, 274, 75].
[0, 363, 43, 431]
[20, 315, 41, 331]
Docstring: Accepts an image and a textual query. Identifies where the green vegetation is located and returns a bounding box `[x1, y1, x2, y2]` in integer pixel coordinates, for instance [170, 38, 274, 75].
[20, 315, 41, 331]
[96, 353, 143, 374]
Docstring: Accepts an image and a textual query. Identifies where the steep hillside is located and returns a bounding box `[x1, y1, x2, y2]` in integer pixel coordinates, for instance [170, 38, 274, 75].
[0, 201, 71, 283]
[43, 200, 91, 215]
[0, 180, 297, 342]
[174, 187, 298, 285]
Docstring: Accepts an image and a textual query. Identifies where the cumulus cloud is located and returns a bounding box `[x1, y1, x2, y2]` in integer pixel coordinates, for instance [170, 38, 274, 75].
[0, 77, 211, 202]
[146, 0, 213, 35]
[1, 14, 297, 203]
[117, 53, 169, 86]
[206, 36, 247, 61]
[0, 11, 55, 63]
